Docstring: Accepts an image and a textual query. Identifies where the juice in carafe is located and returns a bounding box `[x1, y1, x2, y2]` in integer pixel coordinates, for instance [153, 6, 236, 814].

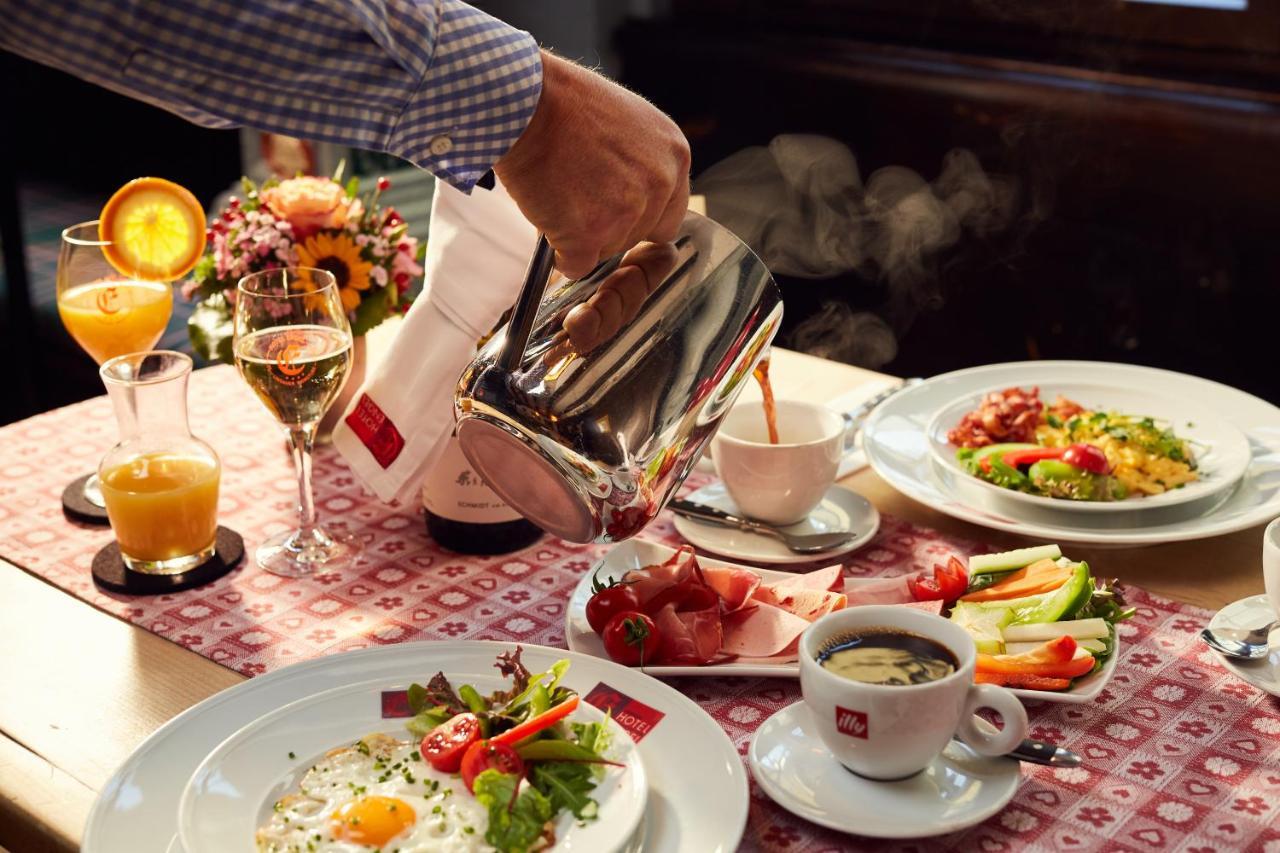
[100, 452, 220, 566]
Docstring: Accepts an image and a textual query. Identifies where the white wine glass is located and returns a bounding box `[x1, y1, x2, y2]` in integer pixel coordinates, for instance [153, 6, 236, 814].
[233, 268, 361, 577]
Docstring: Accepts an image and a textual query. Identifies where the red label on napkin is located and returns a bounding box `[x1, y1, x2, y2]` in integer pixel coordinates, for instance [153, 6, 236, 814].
[345, 393, 404, 469]
[584, 682, 665, 742]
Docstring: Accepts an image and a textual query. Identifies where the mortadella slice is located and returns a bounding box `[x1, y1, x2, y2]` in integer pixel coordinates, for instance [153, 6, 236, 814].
[722, 602, 813, 658]
[700, 564, 761, 613]
[750, 584, 847, 621]
[775, 564, 845, 593]
[844, 574, 917, 606]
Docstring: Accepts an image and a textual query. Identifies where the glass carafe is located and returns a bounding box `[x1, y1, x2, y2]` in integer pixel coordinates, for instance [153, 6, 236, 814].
[98, 351, 221, 575]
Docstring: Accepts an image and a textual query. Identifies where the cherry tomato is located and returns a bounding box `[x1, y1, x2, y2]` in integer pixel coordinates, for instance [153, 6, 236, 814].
[419, 712, 481, 773]
[586, 583, 641, 634]
[601, 611, 662, 666]
[460, 739, 525, 793]
[1062, 443, 1111, 474]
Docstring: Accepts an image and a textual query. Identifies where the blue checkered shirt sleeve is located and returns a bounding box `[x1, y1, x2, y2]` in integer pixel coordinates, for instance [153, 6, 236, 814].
[0, 0, 542, 191]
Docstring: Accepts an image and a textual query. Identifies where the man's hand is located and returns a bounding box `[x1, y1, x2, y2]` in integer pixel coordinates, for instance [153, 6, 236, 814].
[495, 51, 691, 280]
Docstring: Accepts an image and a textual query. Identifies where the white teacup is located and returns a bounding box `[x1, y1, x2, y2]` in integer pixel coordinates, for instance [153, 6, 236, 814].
[1264, 517, 1280, 618]
[799, 605, 1029, 780]
[711, 400, 854, 526]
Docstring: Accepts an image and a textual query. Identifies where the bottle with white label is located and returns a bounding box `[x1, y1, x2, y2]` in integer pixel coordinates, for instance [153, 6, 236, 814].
[422, 433, 542, 554]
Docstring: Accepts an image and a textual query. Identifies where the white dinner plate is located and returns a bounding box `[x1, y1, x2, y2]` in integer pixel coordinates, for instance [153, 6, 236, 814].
[565, 539, 1119, 703]
[749, 701, 1019, 838]
[1205, 594, 1280, 697]
[864, 360, 1280, 545]
[672, 481, 881, 565]
[927, 381, 1251, 514]
[83, 642, 748, 853]
[179, 673, 646, 853]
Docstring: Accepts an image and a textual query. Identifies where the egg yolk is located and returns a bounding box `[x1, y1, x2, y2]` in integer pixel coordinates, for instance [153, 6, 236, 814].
[330, 795, 416, 846]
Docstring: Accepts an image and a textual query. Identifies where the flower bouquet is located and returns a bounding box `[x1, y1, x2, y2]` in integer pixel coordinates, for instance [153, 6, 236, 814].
[184, 167, 424, 361]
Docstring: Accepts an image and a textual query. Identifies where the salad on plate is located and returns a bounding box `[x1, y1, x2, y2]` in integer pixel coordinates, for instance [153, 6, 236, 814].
[949, 386, 1199, 502]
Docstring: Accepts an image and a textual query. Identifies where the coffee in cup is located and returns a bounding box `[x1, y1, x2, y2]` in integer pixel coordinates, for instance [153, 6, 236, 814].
[800, 605, 1028, 780]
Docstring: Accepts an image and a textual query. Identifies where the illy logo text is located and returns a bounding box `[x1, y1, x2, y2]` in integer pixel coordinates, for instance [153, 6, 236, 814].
[835, 705, 868, 739]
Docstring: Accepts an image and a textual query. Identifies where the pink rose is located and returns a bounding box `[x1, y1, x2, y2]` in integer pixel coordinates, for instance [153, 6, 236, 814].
[259, 177, 350, 239]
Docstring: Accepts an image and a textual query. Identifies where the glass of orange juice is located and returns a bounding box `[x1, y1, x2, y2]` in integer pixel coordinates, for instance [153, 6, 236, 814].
[58, 220, 175, 509]
[99, 351, 221, 574]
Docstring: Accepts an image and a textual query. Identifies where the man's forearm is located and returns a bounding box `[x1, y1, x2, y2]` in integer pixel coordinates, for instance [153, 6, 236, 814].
[0, 0, 541, 191]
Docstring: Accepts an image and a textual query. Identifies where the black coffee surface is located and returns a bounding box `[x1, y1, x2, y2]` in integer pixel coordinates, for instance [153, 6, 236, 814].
[816, 628, 958, 686]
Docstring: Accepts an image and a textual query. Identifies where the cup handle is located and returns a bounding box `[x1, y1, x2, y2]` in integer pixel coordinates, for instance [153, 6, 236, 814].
[955, 684, 1028, 757]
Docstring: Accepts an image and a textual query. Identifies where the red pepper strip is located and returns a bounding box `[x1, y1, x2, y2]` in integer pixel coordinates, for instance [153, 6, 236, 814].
[1000, 635, 1077, 664]
[1001, 447, 1066, 468]
[975, 672, 1073, 691]
[491, 695, 581, 747]
[976, 652, 1095, 679]
[980, 456, 993, 474]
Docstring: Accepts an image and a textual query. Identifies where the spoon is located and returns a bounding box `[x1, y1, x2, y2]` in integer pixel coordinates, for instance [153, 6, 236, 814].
[1200, 620, 1279, 660]
[668, 499, 856, 554]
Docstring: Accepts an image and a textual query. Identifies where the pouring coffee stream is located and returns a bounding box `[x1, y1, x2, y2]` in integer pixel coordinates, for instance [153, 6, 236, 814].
[753, 357, 781, 445]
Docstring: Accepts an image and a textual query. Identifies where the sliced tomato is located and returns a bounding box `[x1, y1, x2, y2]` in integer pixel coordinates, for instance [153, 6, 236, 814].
[909, 558, 968, 603]
[1062, 443, 1111, 474]
[460, 740, 525, 793]
[1001, 447, 1065, 468]
[419, 712, 482, 773]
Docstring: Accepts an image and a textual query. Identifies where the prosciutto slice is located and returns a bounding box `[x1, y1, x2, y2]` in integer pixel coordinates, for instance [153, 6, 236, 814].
[622, 545, 702, 607]
[700, 564, 761, 612]
[652, 601, 723, 664]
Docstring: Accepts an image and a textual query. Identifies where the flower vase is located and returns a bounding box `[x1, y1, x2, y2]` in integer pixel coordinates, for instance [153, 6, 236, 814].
[316, 334, 367, 444]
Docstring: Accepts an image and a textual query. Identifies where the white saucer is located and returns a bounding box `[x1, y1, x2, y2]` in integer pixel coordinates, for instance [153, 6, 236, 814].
[748, 701, 1019, 839]
[1206, 594, 1280, 697]
[672, 482, 880, 565]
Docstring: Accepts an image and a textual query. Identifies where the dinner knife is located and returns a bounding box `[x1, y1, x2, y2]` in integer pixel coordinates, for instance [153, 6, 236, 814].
[1007, 738, 1082, 767]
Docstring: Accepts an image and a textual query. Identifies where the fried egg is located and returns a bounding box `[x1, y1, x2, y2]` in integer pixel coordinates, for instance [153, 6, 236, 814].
[256, 733, 496, 853]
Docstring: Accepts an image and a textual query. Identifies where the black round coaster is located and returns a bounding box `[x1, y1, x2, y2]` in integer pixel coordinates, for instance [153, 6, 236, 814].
[92, 526, 245, 595]
[62, 473, 112, 525]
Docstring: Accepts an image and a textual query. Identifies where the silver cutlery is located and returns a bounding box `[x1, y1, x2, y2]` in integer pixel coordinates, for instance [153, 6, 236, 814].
[1200, 620, 1278, 660]
[842, 377, 923, 436]
[668, 499, 856, 554]
[1006, 738, 1082, 767]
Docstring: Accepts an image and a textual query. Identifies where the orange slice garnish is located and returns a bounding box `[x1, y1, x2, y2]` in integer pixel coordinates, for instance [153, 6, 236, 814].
[99, 177, 206, 281]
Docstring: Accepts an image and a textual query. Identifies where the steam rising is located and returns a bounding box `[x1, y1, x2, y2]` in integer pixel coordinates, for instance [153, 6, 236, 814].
[696, 135, 1018, 368]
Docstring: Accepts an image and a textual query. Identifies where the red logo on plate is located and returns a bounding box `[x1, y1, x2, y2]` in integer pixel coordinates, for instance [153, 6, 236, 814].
[345, 393, 404, 469]
[584, 682, 665, 742]
[836, 706, 868, 739]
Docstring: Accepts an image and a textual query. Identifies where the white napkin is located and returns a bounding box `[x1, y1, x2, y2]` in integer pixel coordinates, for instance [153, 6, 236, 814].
[332, 180, 537, 504]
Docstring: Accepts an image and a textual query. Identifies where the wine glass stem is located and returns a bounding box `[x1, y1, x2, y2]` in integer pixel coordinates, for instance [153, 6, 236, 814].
[289, 425, 319, 532]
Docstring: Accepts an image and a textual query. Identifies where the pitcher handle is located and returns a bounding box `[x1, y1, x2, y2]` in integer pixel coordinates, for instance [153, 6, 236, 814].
[498, 234, 557, 370]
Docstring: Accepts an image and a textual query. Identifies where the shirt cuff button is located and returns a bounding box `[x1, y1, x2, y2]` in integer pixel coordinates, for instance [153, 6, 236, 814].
[429, 135, 453, 156]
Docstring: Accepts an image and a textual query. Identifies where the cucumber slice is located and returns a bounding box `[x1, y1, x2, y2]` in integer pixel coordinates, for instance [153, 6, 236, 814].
[950, 602, 1014, 655]
[968, 544, 1063, 576]
[1006, 638, 1107, 655]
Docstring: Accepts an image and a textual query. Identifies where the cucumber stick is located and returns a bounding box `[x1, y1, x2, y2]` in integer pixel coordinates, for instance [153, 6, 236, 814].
[969, 544, 1063, 576]
[949, 603, 1013, 655]
[1006, 638, 1107, 655]
[1003, 618, 1110, 642]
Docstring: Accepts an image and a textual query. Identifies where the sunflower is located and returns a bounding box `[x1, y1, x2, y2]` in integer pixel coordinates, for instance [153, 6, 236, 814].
[296, 232, 374, 312]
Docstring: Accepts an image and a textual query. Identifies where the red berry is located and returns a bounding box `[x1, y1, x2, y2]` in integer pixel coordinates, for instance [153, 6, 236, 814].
[228, 196, 240, 209]
[377, 176, 391, 192]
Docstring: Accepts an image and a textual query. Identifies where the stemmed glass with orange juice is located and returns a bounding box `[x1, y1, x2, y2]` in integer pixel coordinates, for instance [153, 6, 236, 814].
[56, 178, 206, 508]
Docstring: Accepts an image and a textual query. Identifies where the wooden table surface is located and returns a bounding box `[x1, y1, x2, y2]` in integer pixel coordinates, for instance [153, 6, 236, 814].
[0, 349, 1267, 853]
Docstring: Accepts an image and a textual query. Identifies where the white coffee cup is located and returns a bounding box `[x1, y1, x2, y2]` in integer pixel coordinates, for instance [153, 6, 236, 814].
[1263, 517, 1280, 618]
[710, 399, 854, 526]
[799, 605, 1029, 780]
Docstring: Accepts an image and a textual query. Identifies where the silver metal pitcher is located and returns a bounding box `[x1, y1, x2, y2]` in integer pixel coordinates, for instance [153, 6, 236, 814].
[454, 211, 782, 543]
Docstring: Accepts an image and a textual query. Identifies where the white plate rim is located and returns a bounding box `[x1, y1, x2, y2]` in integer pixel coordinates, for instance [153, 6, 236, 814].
[83, 640, 748, 853]
[747, 700, 1020, 838]
[863, 360, 1280, 545]
[924, 380, 1251, 514]
[177, 672, 647, 853]
[671, 482, 881, 565]
[566, 539, 1119, 702]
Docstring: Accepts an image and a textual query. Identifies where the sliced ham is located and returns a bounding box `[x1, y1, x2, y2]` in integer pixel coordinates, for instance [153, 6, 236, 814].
[700, 564, 761, 612]
[652, 601, 722, 664]
[722, 602, 813, 658]
[622, 545, 702, 607]
[902, 599, 945, 615]
[775, 564, 844, 593]
[751, 584, 847, 621]
[844, 574, 917, 606]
